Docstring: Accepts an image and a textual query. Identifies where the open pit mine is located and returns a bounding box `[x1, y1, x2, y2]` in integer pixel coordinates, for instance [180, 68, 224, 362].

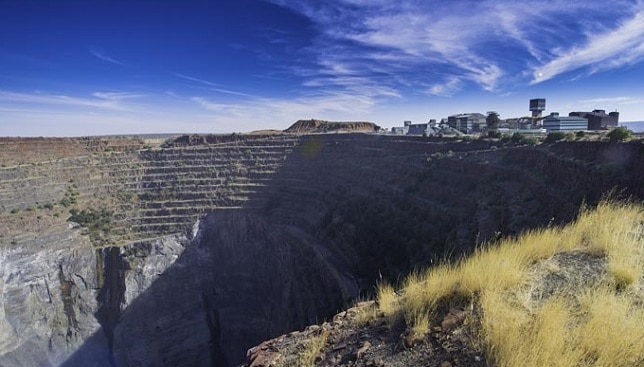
[0, 133, 642, 366]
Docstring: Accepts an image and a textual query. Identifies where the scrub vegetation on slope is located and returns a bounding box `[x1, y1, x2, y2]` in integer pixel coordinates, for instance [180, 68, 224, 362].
[380, 200, 644, 367]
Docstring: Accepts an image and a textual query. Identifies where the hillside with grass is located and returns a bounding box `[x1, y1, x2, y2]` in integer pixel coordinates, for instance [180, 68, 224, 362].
[245, 200, 644, 367]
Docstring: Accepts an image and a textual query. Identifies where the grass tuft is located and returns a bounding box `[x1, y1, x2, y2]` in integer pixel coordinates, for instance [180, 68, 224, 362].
[410, 311, 430, 338]
[376, 281, 399, 317]
[353, 302, 378, 326]
[282, 330, 328, 367]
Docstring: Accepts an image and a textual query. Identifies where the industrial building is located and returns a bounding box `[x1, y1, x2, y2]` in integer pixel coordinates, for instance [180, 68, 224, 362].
[542, 112, 588, 132]
[447, 113, 486, 133]
[387, 98, 618, 135]
[407, 122, 429, 135]
[390, 120, 432, 135]
[530, 98, 546, 119]
[391, 126, 408, 135]
[569, 110, 619, 130]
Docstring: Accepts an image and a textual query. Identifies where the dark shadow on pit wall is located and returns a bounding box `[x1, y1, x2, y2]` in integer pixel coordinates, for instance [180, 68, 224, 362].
[61, 135, 644, 366]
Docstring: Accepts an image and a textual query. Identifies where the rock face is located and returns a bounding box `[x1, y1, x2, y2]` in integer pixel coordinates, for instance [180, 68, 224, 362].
[86, 213, 350, 366]
[0, 134, 642, 366]
[0, 227, 103, 367]
[284, 119, 381, 134]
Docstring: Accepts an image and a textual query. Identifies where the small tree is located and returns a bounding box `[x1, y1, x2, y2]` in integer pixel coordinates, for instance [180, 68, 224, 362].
[486, 111, 500, 129]
[606, 126, 632, 142]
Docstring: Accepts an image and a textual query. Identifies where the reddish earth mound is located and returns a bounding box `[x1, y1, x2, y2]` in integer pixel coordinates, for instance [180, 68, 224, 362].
[284, 119, 381, 134]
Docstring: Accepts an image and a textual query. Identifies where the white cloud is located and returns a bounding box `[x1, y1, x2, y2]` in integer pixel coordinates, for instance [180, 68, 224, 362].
[0, 90, 122, 109]
[0, 107, 217, 137]
[174, 73, 220, 87]
[0, 90, 152, 124]
[532, 7, 644, 84]
[191, 89, 378, 128]
[302, 75, 401, 99]
[270, 1, 516, 91]
[270, 0, 642, 93]
[89, 49, 126, 66]
[0, 91, 218, 136]
[428, 77, 462, 97]
[175, 73, 260, 98]
[93, 92, 145, 101]
[578, 96, 644, 106]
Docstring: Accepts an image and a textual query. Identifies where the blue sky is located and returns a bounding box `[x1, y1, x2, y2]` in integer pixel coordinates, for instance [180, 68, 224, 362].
[1, 0, 644, 136]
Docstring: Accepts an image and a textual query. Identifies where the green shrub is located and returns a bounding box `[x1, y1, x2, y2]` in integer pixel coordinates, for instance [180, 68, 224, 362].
[545, 131, 566, 143]
[522, 136, 538, 145]
[575, 131, 585, 138]
[606, 126, 632, 142]
[488, 130, 502, 139]
[506, 133, 537, 146]
[60, 197, 72, 207]
[510, 133, 526, 144]
[68, 208, 113, 234]
[500, 134, 512, 144]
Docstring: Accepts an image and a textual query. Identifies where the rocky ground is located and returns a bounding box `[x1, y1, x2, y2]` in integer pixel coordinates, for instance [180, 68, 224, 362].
[241, 222, 643, 367]
[243, 301, 487, 367]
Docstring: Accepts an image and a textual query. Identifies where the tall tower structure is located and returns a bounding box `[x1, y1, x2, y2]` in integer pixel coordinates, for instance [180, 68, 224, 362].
[529, 98, 546, 119]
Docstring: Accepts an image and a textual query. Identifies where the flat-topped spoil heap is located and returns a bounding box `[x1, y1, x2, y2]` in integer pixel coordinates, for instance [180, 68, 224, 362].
[283, 119, 381, 134]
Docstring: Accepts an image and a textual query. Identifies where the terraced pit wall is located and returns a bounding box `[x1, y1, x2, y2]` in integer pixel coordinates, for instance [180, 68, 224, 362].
[0, 134, 642, 366]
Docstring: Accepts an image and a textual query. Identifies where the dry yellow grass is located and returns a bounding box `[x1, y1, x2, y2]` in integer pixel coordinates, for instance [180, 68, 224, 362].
[410, 311, 430, 338]
[352, 302, 378, 326]
[576, 287, 644, 366]
[483, 294, 585, 367]
[376, 281, 399, 317]
[281, 330, 329, 367]
[380, 200, 644, 367]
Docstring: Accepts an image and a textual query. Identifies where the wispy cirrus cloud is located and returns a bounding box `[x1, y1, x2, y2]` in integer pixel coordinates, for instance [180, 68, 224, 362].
[428, 77, 462, 97]
[0, 89, 221, 136]
[89, 48, 126, 66]
[0, 90, 145, 111]
[578, 96, 644, 106]
[93, 91, 145, 101]
[532, 6, 644, 84]
[191, 88, 377, 128]
[175, 73, 260, 98]
[268, 0, 642, 96]
[174, 73, 220, 87]
[0, 90, 118, 109]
